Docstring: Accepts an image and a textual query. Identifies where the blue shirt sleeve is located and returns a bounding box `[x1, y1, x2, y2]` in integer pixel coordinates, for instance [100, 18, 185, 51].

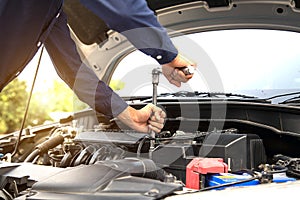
[80, 0, 178, 64]
[45, 11, 128, 118]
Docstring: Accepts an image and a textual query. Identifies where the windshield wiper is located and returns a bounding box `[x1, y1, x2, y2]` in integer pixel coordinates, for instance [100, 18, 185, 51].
[280, 97, 300, 104]
[279, 95, 300, 105]
[160, 91, 259, 99]
[123, 92, 267, 104]
[122, 96, 152, 102]
[151, 91, 269, 103]
[266, 91, 300, 104]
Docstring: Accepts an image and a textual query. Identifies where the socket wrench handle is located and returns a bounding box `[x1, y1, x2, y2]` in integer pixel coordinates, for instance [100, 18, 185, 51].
[177, 65, 195, 75]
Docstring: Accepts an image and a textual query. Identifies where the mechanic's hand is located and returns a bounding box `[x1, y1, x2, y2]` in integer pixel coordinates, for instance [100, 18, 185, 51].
[162, 53, 196, 87]
[117, 104, 166, 133]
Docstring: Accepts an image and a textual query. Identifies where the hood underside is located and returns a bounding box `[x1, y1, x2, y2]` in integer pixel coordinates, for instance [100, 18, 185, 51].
[64, 0, 233, 45]
[64, 0, 300, 45]
[64, 0, 300, 83]
[2, 2, 300, 198]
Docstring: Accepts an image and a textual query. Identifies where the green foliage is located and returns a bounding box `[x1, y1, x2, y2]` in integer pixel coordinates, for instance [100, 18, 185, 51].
[110, 79, 125, 91]
[0, 79, 88, 134]
[40, 80, 88, 113]
[0, 79, 28, 133]
[26, 80, 88, 124]
[27, 95, 51, 127]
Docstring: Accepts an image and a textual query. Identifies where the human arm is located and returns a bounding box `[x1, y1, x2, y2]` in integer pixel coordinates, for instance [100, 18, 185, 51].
[45, 11, 165, 133]
[80, 0, 196, 87]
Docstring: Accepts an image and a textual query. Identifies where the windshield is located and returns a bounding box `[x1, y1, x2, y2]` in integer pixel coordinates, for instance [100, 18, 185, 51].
[110, 29, 300, 102]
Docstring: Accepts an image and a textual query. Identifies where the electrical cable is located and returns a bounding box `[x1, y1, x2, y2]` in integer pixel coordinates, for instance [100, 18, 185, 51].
[137, 135, 149, 158]
[269, 166, 288, 174]
[198, 175, 259, 192]
[187, 170, 259, 193]
[11, 46, 45, 157]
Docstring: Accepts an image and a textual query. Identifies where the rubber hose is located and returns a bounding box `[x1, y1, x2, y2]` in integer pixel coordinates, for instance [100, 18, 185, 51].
[36, 134, 64, 153]
[24, 134, 64, 162]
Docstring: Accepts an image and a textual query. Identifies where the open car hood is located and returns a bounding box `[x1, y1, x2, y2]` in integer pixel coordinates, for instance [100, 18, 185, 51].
[1, 1, 300, 200]
[64, 0, 300, 83]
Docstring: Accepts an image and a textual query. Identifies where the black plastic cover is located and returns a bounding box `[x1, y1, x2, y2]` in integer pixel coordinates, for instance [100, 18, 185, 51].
[198, 133, 266, 171]
[25, 160, 181, 200]
[152, 133, 266, 183]
[74, 131, 148, 145]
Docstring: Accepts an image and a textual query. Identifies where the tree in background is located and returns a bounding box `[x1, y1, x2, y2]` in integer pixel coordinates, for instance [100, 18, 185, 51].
[32, 80, 88, 115]
[26, 80, 88, 127]
[0, 79, 28, 133]
[0, 79, 88, 134]
[110, 79, 125, 91]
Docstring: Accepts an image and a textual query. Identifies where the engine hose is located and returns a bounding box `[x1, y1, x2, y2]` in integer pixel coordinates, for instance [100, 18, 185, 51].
[24, 134, 64, 163]
[24, 149, 40, 163]
[36, 134, 64, 153]
[73, 145, 97, 166]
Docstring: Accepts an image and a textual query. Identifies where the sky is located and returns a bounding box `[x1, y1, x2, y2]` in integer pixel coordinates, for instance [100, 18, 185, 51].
[18, 29, 300, 98]
[18, 48, 63, 92]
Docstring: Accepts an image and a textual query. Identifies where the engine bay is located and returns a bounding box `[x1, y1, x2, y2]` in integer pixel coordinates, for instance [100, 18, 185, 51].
[0, 101, 300, 199]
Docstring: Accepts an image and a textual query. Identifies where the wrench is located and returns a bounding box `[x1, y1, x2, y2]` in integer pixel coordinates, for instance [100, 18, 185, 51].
[149, 66, 193, 158]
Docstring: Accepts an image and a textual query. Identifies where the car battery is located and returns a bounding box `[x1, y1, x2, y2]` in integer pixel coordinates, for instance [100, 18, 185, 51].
[272, 173, 296, 183]
[206, 173, 260, 190]
[186, 158, 228, 189]
[206, 172, 296, 190]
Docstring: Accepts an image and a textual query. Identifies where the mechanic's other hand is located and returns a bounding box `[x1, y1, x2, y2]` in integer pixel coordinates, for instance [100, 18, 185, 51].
[162, 53, 196, 87]
[117, 104, 166, 134]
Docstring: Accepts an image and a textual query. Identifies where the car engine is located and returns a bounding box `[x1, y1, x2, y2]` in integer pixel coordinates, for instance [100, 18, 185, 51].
[0, 100, 300, 199]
